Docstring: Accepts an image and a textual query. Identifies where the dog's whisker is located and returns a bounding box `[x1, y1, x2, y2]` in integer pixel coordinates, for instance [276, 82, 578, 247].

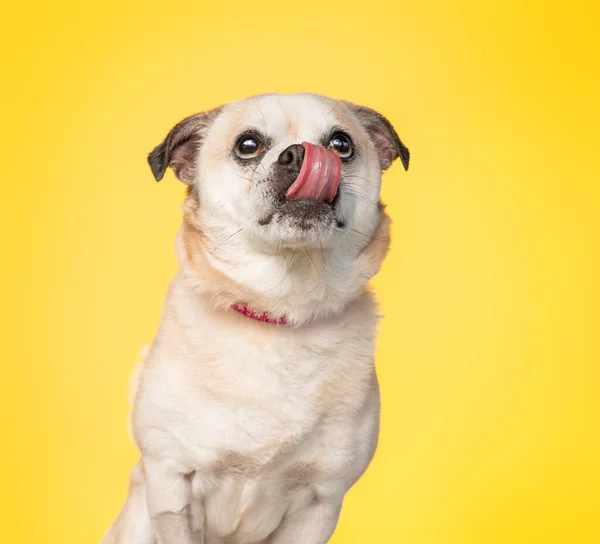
[252, 97, 268, 125]
[304, 247, 318, 273]
[350, 227, 388, 244]
[344, 192, 379, 207]
[323, 102, 341, 122]
[351, 227, 370, 238]
[257, 154, 269, 173]
[316, 101, 343, 136]
[342, 174, 378, 187]
[286, 249, 298, 274]
[250, 164, 267, 176]
[208, 202, 224, 218]
[248, 155, 269, 178]
[340, 178, 377, 195]
[281, 248, 297, 278]
[341, 184, 379, 206]
[213, 228, 243, 251]
[342, 182, 370, 193]
[341, 178, 376, 193]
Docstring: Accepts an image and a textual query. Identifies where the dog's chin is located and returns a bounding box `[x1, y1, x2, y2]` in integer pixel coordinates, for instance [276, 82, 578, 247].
[257, 197, 345, 247]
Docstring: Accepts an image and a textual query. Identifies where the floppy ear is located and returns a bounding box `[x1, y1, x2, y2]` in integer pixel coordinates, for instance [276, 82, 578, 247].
[349, 104, 410, 171]
[148, 107, 222, 183]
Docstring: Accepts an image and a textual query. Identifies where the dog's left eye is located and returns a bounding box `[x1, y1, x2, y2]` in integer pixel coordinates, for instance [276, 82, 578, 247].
[235, 133, 264, 159]
[329, 132, 353, 159]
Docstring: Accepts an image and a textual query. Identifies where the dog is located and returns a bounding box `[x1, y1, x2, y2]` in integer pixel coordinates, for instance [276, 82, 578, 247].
[102, 93, 409, 544]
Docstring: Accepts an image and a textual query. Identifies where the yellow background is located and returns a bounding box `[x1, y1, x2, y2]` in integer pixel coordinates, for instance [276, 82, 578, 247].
[2, 1, 599, 542]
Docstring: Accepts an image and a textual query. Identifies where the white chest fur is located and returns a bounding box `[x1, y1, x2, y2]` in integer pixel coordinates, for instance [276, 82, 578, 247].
[131, 277, 380, 543]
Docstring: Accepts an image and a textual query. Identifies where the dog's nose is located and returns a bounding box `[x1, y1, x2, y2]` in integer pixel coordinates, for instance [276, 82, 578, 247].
[277, 144, 305, 170]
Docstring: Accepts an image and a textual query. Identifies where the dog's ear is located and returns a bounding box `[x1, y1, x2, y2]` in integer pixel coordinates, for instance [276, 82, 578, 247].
[349, 104, 409, 171]
[148, 108, 222, 183]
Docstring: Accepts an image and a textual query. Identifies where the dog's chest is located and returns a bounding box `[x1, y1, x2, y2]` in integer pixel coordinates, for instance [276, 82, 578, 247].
[133, 302, 378, 543]
[184, 370, 376, 544]
[160, 335, 364, 464]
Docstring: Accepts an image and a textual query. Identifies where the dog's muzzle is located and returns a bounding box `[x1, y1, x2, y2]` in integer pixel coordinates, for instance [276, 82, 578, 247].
[278, 142, 341, 203]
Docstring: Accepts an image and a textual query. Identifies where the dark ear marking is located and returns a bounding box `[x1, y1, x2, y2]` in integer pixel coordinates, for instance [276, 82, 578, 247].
[348, 103, 410, 171]
[148, 142, 169, 181]
[148, 107, 222, 183]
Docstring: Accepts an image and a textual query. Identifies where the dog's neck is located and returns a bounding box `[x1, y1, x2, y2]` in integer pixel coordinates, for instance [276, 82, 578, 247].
[175, 197, 391, 327]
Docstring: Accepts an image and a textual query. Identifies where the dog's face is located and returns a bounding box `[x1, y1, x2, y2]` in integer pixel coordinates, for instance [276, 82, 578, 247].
[149, 94, 409, 252]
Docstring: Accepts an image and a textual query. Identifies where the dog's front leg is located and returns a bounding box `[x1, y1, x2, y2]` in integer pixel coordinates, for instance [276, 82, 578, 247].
[144, 458, 201, 544]
[268, 498, 342, 544]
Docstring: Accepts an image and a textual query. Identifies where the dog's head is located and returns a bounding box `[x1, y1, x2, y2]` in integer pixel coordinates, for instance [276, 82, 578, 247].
[148, 94, 409, 324]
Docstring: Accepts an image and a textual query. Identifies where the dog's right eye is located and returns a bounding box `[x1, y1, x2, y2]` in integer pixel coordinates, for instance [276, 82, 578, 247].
[235, 133, 264, 159]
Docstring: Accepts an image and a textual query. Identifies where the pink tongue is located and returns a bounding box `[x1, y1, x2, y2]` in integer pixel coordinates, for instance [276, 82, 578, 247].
[285, 142, 341, 203]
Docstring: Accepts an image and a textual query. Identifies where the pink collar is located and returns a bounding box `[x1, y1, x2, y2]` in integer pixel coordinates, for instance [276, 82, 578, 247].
[231, 304, 288, 325]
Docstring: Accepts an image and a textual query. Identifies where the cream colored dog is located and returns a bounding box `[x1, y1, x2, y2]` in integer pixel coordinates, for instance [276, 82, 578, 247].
[103, 93, 409, 544]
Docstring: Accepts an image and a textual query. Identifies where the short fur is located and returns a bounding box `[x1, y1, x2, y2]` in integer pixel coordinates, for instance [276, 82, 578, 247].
[103, 93, 409, 544]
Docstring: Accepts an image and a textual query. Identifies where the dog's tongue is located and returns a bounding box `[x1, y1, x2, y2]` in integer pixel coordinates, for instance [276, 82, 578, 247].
[285, 142, 341, 203]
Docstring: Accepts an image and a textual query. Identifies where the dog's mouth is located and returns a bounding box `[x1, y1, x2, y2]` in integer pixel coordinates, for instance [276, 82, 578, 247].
[258, 189, 344, 229]
[258, 142, 345, 230]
